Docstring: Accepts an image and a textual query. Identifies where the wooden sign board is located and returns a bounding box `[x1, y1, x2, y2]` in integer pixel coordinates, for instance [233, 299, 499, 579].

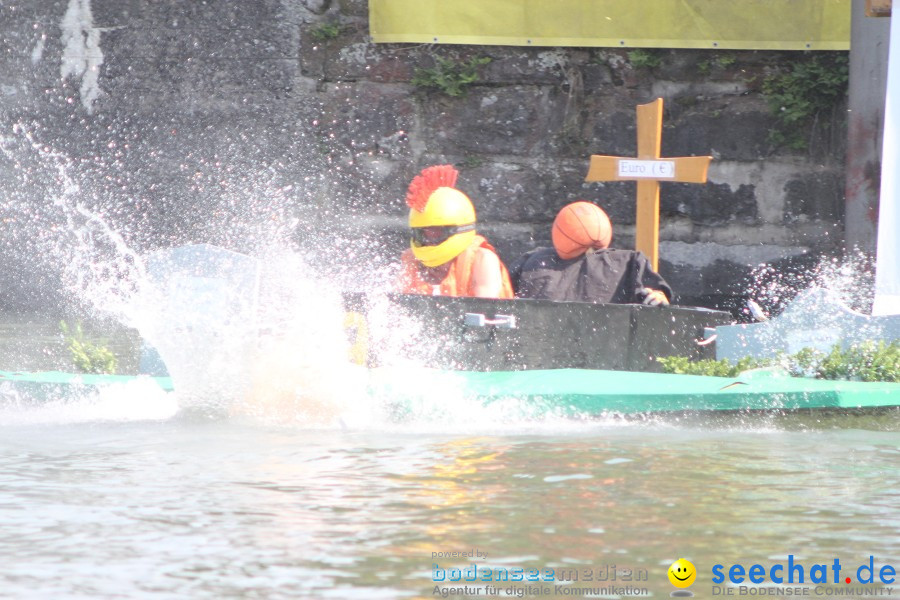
[586, 156, 711, 183]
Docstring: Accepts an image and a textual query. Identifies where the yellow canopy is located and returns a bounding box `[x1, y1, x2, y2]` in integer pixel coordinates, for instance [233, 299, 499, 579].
[369, 0, 850, 50]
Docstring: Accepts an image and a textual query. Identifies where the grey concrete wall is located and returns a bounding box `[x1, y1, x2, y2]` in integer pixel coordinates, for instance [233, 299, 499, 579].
[0, 0, 853, 314]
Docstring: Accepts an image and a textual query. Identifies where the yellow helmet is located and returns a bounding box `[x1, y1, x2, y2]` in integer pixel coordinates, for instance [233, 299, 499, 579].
[406, 166, 477, 267]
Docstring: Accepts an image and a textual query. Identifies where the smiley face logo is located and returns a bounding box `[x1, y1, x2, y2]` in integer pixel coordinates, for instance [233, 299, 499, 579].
[668, 558, 696, 588]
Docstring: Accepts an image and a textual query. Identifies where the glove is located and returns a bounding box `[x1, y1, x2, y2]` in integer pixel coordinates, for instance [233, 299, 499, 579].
[639, 287, 669, 307]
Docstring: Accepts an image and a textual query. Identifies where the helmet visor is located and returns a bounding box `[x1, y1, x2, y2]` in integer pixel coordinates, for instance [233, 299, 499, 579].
[410, 223, 475, 247]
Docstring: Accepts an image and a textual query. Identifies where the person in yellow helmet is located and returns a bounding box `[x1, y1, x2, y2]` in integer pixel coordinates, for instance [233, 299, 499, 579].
[397, 165, 515, 299]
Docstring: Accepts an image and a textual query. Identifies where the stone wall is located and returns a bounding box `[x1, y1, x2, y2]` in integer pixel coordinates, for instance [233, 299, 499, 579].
[0, 0, 850, 313]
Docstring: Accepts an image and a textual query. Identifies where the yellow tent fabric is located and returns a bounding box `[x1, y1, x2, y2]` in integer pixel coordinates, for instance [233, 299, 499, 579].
[369, 0, 850, 50]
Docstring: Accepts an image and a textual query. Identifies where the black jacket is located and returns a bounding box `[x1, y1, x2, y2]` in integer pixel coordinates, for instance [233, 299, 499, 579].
[509, 247, 673, 304]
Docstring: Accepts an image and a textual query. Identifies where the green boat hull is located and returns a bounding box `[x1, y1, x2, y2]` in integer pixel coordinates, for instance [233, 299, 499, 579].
[367, 367, 900, 414]
[0, 370, 175, 400]
[4, 368, 899, 415]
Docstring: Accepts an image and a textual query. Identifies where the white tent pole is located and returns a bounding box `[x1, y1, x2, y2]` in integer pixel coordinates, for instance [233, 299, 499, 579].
[873, 9, 900, 315]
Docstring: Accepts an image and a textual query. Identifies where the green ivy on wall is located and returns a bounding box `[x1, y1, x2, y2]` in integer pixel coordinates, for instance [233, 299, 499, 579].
[411, 56, 491, 97]
[762, 53, 849, 150]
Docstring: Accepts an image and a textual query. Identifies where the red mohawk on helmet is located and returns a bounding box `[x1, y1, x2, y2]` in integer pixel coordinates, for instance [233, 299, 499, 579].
[405, 165, 459, 212]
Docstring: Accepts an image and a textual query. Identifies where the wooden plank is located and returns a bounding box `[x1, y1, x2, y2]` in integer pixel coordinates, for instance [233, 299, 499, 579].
[636, 181, 661, 269]
[671, 156, 712, 183]
[636, 98, 663, 159]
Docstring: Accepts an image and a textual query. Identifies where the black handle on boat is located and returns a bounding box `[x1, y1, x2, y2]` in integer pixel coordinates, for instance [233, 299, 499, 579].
[463, 313, 518, 329]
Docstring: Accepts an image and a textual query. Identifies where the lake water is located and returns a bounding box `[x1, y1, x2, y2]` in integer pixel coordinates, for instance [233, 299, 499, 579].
[1, 389, 899, 599]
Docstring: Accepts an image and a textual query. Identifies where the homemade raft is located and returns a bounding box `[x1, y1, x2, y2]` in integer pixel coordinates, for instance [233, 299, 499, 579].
[3, 292, 899, 415]
[1, 242, 895, 415]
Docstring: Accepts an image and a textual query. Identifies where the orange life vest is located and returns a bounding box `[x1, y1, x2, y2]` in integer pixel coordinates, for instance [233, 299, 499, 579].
[399, 235, 515, 299]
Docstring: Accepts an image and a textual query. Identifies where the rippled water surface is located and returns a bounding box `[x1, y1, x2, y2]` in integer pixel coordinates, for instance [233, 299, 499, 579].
[2, 407, 899, 599]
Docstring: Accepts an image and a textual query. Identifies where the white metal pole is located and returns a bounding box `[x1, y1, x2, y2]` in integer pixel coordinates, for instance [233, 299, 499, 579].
[873, 10, 900, 315]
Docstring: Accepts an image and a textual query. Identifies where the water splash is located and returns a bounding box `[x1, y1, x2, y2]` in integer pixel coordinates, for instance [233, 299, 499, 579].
[746, 249, 875, 318]
[0, 118, 516, 429]
[0, 377, 177, 426]
[60, 0, 105, 114]
[1, 124, 143, 315]
[0, 125, 373, 422]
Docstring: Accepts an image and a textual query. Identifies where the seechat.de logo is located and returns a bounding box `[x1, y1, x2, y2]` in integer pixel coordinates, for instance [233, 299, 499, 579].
[711, 556, 897, 586]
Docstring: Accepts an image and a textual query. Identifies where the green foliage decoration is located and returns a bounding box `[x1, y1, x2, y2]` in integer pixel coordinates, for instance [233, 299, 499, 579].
[627, 49, 662, 70]
[458, 155, 485, 169]
[697, 53, 737, 75]
[761, 53, 849, 150]
[715, 54, 737, 69]
[310, 22, 342, 42]
[411, 56, 491, 97]
[657, 355, 766, 377]
[816, 341, 900, 383]
[658, 340, 900, 383]
[60, 321, 118, 375]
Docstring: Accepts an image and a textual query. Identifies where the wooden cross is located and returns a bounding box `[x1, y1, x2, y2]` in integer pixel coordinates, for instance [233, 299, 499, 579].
[584, 98, 712, 271]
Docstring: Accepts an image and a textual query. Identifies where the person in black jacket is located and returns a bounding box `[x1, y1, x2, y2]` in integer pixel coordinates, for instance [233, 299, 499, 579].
[510, 201, 672, 305]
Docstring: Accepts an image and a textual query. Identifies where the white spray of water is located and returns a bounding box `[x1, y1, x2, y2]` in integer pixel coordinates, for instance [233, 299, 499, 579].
[60, 0, 105, 114]
[0, 129, 702, 433]
[6, 124, 149, 318]
[0, 377, 177, 426]
[747, 250, 875, 317]
[1, 126, 380, 425]
[31, 33, 47, 65]
[223, 247, 379, 427]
